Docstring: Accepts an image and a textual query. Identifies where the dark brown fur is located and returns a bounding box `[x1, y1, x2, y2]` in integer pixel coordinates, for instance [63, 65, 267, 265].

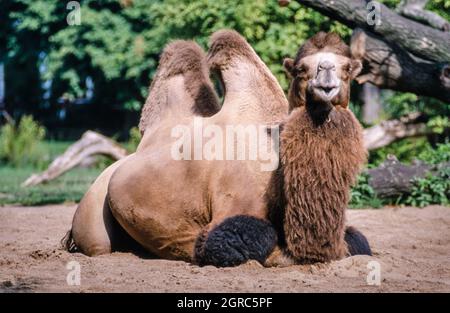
[139, 40, 220, 134]
[293, 32, 351, 62]
[280, 107, 366, 263]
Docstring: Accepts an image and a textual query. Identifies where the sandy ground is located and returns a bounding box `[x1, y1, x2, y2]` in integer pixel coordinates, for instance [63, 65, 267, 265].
[0, 204, 449, 293]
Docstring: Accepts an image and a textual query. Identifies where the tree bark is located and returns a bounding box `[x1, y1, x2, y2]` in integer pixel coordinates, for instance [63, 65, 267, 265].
[22, 131, 128, 187]
[351, 28, 450, 102]
[293, 0, 450, 63]
[397, 0, 450, 31]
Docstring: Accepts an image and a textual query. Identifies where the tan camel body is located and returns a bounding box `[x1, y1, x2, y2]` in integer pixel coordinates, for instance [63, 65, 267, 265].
[107, 30, 289, 263]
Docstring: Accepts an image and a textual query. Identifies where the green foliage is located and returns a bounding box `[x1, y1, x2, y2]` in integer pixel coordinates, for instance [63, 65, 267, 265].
[5, 0, 353, 114]
[427, 116, 450, 135]
[383, 92, 450, 121]
[354, 142, 450, 209]
[350, 173, 383, 209]
[404, 167, 450, 207]
[418, 141, 450, 164]
[125, 126, 141, 153]
[403, 142, 450, 207]
[369, 138, 432, 166]
[0, 166, 102, 206]
[0, 116, 46, 167]
[355, 141, 450, 208]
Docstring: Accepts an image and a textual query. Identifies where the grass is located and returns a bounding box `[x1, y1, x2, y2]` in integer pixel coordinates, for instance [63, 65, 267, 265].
[0, 165, 102, 206]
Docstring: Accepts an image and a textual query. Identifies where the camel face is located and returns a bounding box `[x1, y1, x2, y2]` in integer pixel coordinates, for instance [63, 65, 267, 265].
[284, 32, 362, 117]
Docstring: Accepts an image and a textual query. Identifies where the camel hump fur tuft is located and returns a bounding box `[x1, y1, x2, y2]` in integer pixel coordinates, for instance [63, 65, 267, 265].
[139, 40, 220, 135]
[207, 29, 258, 70]
[159, 40, 207, 78]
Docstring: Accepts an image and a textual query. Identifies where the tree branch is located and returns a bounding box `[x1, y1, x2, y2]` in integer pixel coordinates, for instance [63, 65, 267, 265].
[363, 112, 430, 150]
[397, 0, 450, 31]
[293, 0, 450, 63]
[351, 28, 450, 102]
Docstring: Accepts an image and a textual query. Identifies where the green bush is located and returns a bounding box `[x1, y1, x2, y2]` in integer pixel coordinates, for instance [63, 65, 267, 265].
[350, 173, 384, 209]
[125, 126, 141, 153]
[403, 142, 450, 207]
[404, 167, 450, 207]
[369, 138, 432, 167]
[0, 115, 46, 167]
[418, 141, 450, 164]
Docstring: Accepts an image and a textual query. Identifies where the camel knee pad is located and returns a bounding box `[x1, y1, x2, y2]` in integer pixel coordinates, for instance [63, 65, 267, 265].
[194, 215, 277, 267]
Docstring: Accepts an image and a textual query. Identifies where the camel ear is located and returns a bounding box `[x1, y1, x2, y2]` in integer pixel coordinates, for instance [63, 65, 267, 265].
[283, 58, 295, 77]
[350, 59, 362, 80]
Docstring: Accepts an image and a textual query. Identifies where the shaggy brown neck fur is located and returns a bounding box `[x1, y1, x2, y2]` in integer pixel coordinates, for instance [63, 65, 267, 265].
[278, 105, 366, 263]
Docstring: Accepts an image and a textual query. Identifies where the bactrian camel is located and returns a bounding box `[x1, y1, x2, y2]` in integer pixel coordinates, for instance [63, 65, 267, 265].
[64, 30, 371, 267]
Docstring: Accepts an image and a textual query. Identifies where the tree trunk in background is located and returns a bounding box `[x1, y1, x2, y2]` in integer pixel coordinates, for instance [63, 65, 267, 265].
[360, 83, 382, 125]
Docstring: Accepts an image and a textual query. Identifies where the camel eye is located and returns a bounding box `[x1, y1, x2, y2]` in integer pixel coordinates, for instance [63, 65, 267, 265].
[295, 65, 308, 79]
[343, 63, 351, 73]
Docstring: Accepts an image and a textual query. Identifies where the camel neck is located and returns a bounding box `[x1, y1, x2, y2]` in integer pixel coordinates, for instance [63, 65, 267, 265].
[279, 106, 366, 263]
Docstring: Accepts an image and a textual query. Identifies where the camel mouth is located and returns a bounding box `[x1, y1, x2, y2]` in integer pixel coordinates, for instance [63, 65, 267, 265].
[312, 85, 340, 102]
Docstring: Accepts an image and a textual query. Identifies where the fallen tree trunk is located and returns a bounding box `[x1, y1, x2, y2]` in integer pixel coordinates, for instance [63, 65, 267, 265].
[367, 155, 449, 198]
[22, 131, 128, 187]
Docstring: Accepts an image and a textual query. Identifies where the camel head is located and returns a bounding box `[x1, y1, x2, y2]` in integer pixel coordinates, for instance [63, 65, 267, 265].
[284, 32, 362, 124]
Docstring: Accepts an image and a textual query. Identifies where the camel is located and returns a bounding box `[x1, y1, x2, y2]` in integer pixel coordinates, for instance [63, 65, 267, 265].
[65, 30, 371, 267]
[266, 32, 371, 265]
[64, 40, 221, 256]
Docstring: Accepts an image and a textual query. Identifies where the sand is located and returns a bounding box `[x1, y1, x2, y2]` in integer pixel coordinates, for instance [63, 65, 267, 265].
[0, 204, 449, 292]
